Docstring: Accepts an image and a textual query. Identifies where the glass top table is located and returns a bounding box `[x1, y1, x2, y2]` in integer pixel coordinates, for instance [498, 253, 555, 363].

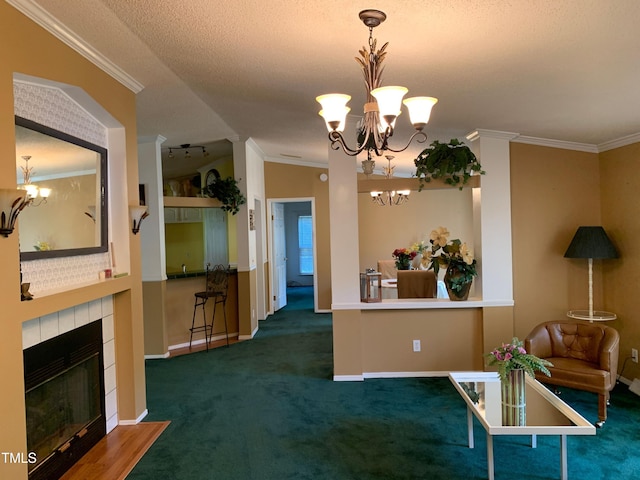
[449, 372, 595, 480]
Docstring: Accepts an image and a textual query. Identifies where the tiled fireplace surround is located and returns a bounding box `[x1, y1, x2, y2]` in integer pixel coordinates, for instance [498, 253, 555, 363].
[22, 297, 118, 433]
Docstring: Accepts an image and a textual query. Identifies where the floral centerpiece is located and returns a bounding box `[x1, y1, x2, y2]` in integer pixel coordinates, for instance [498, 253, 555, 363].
[486, 337, 553, 426]
[485, 337, 553, 382]
[392, 248, 416, 271]
[426, 226, 477, 299]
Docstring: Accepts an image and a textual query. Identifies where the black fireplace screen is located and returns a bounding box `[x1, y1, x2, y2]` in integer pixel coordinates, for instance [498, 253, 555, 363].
[23, 320, 106, 480]
[26, 353, 101, 473]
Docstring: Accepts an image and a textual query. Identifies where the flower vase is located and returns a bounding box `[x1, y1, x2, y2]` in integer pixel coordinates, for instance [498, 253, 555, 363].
[411, 253, 422, 270]
[443, 265, 472, 301]
[396, 260, 410, 271]
[501, 368, 526, 426]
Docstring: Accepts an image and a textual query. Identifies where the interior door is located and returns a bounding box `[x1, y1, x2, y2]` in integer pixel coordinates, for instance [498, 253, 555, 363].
[272, 203, 287, 311]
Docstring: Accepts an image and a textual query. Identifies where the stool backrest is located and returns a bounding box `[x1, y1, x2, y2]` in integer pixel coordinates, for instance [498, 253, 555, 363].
[206, 264, 228, 295]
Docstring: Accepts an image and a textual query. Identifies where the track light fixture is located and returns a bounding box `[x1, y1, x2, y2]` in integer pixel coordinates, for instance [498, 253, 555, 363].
[166, 144, 209, 160]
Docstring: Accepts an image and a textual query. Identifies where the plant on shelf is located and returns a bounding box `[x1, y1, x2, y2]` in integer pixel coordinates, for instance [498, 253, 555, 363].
[392, 248, 416, 271]
[485, 337, 553, 382]
[203, 169, 246, 215]
[414, 138, 485, 190]
[426, 226, 477, 300]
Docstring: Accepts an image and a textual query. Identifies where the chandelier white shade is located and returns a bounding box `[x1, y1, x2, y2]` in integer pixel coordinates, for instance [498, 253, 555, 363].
[316, 9, 437, 157]
[403, 96, 438, 127]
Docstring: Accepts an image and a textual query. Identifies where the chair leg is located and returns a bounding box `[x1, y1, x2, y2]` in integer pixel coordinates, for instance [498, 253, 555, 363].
[209, 297, 229, 347]
[596, 392, 608, 428]
[222, 298, 229, 347]
[189, 300, 199, 349]
[202, 298, 210, 352]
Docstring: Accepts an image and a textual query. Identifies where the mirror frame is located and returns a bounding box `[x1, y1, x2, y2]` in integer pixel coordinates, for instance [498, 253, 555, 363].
[16, 116, 109, 261]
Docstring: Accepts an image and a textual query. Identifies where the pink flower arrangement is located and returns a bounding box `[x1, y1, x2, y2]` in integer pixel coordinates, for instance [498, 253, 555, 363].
[485, 337, 552, 382]
[392, 248, 416, 270]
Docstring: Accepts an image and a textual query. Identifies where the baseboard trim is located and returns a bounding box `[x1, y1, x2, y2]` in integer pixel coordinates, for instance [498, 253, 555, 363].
[168, 332, 239, 351]
[334, 371, 451, 382]
[333, 375, 364, 381]
[238, 324, 259, 341]
[364, 371, 448, 379]
[119, 409, 148, 425]
[144, 352, 170, 360]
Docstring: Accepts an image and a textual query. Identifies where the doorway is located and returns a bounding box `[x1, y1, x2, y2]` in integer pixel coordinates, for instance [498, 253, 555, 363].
[268, 198, 318, 314]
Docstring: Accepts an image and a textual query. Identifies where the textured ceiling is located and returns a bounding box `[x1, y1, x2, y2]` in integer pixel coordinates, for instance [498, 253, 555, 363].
[31, 0, 640, 175]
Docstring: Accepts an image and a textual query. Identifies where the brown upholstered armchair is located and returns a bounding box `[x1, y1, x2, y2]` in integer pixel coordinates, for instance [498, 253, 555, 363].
[525, 320, 620, 427]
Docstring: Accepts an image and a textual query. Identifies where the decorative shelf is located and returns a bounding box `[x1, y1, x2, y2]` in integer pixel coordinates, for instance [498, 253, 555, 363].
[566, 310, 617, 322]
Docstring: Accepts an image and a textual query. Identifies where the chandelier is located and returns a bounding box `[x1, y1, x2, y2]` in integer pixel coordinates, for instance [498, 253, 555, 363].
[316, 9, 437, 158]
[167, 144, 209, 160]
[20, 155, 51, 206]
[369, 155, 410, 206]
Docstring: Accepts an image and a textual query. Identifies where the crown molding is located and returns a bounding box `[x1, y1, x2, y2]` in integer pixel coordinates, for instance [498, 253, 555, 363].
[512, 135, 598, 153]
[264, 156, 328, 170]
[597, 132, 640, 152]
[466, 129, 519, 142]
[7, 0, 144, 94]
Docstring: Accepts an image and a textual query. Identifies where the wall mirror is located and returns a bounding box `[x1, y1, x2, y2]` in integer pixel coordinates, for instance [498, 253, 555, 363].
[15, 116, 108, 260]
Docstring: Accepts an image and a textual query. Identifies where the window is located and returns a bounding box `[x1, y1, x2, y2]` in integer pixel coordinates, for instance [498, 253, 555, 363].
[298, 216, 313, 275]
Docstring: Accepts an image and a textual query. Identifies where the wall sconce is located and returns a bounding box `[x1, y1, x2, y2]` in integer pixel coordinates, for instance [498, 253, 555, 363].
[0, 189, 29, 237]
[130, 206, 149, 235]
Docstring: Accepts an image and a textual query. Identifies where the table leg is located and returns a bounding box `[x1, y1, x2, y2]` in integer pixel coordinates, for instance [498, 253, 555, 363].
[467, 407, 474, 448]
[531, 434, 537, 448]
[560, 435, 567, 480]
[486, 432, 494, 480]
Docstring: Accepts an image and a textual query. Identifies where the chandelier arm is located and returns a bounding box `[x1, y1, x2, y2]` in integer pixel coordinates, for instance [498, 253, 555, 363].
[383, 131, 428, 153]
[328, 131, 365, 156]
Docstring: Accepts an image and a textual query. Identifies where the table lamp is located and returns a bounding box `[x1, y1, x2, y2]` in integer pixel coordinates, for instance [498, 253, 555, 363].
[564, 226, 618, 321]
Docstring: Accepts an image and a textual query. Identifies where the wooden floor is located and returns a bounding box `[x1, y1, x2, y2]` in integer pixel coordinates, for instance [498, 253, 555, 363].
[169, 336, 240, 357]
[60, 421, 169, 480]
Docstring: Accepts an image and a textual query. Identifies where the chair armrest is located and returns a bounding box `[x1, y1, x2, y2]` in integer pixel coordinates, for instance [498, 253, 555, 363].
[525, 323, 553, 359]
[599, 327, 620, 375]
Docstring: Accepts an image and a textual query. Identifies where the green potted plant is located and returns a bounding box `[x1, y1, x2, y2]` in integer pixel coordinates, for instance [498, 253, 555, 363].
[414, 138, 485, 190]
[203, 169, 246, 215]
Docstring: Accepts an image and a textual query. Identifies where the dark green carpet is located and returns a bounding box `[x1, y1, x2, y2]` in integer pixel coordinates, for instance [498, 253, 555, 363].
[129, 287, 639, 479]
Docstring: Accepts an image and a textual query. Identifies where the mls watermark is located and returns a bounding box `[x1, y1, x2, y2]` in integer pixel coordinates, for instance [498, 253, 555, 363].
[1, 452, 37, 464]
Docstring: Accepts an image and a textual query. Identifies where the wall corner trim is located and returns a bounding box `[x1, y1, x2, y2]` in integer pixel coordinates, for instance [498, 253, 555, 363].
[6, 0, 144, 93]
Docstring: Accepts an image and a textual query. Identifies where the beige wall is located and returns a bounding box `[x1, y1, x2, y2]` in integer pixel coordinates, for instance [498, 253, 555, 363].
[164, 274, 239, 346]
[600, 142, 640, 382]
[264, 162, 331, 310]
[0, 4, 145, 475]
[510, 143, 602, 338]
[510, 141, 640, 382]
[358, 185, 474, 274]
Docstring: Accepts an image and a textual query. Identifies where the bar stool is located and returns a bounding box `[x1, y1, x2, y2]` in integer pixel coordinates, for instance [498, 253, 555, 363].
[189, 264, 229, 351]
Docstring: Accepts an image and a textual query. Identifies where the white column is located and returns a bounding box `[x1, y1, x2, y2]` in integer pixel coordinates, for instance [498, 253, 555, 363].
[328, 146, 361, 306]
[137, 135, 167, 281]
[467, 130, 518, 304]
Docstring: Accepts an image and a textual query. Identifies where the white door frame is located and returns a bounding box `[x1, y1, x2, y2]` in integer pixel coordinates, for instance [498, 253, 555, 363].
[266, 197, 318, 314]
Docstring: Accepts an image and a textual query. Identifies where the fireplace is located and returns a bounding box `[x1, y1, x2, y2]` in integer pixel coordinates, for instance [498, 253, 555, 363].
[23, 320, 106, 480]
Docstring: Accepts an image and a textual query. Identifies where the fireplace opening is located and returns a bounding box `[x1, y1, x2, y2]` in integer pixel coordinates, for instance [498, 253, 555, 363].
[24, 320, 106, 480]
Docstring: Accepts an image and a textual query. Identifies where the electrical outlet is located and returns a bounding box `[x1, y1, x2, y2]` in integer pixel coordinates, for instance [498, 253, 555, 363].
[413, 339, 421, 352]
[632, 348, 638, 363]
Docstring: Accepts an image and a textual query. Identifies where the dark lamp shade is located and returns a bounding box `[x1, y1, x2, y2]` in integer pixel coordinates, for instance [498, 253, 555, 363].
[564, 226, 618, 259]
